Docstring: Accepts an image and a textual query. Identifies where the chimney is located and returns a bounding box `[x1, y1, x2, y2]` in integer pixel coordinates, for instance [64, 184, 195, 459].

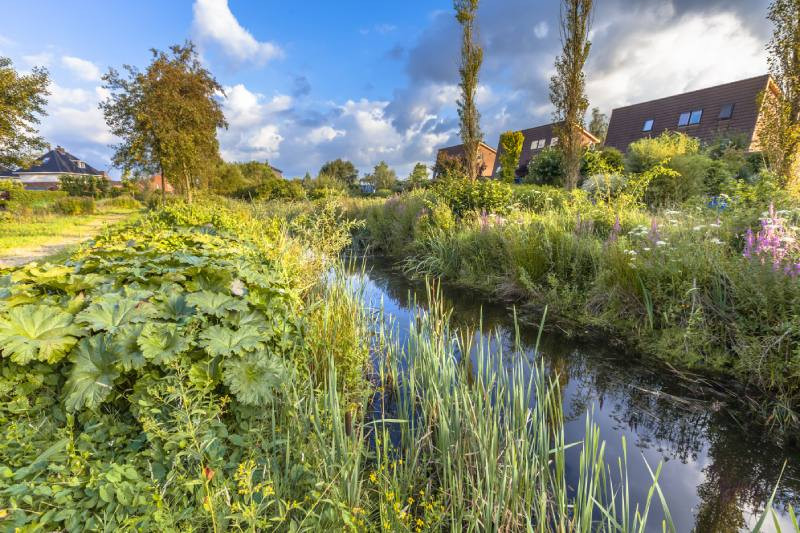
[56, 146, 65, 154]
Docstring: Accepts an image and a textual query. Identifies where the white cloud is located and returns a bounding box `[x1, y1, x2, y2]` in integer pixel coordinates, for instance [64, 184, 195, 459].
[586, 11, 767, 113]
[62, 56, 101, 81]
[23, 52, 54, 68]
[192, 0, 282, 64]
[533, 21, 549, 39]
[305, 126, 345, 144]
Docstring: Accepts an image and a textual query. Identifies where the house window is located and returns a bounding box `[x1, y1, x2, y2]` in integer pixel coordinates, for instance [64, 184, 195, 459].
[689, 110, 703, 125]
[77, 161, 85, 169]
[538, 139, 546, 149]
[678, 112, 691, 126]
[550, 137, 559, 146]
[642, 119, 654, 132]
[719, 103, 734, 120]
[530, 140, 537, 150]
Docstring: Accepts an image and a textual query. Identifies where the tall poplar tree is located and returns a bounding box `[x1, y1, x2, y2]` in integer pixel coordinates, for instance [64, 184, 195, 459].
[550, 0, 593, 190]
[759, 0, 800, 185]
[0, 57, 49, 168]
[454, 0, 483, 181]
[101, 42, 227, 203]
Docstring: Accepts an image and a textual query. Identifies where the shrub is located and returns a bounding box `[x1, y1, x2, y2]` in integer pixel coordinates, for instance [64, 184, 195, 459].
[524, 147, 564, 185]
[374, 188, 393, 197]
[97, 195, 142, 210]
[625, 132, 700, 173]
[581, 172, 629, 201]
[668, 153, 725, 197]
[236, 178, 306, 201]
[582, 146, 624, 176]
[513, 184, 573, 212]
[431, 177, 513, 216]
[0, 179, 67, 212]
[54, 196, 96, 215]
[58, 174, 110, 198]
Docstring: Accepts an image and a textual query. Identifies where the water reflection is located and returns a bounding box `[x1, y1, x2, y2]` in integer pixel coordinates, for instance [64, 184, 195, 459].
[349, 258, 800, 532]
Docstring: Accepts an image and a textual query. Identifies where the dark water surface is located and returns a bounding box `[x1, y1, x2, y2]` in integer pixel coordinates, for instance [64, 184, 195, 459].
[348, 258, 799, 532]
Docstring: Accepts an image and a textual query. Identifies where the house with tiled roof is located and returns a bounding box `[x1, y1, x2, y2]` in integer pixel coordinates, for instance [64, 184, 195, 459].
[605, 75, 777, 152]
[491, 122, 599, 180]
[434, 141, 497, 178]
[9, 146, 105, 190]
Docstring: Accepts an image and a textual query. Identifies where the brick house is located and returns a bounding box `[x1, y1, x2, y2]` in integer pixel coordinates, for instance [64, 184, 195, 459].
[434, 141, 497, 178]
[491, 122, 599, 180]
[605, 75, 777, 152]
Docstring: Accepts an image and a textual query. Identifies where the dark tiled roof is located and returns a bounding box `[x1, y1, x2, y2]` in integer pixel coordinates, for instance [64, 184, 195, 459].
[0, 165, 15, 177]
[15, 147, 103, 176]
[492, 122, 598, 177]
[604, 75, 771, 152]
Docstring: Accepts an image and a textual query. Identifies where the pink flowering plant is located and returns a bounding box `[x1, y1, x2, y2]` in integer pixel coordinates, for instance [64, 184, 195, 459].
[742, 204, 800, 277]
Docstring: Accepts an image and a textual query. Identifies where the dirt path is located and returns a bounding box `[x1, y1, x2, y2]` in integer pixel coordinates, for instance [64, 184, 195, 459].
[0, 213, 130, 268]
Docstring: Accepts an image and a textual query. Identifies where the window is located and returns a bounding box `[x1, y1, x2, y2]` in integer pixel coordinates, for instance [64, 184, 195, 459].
[689, 110, 702, 125]
[550, 137, 559, 146]
[678, 110, 702, 126]
[642, 119, 654, 132]
[719, 103, 734, 120]
[538, 139, 546, 149]
[678, 112, 691, 126]
[530, 140, 537, 150]
[77, 161, 85, 169]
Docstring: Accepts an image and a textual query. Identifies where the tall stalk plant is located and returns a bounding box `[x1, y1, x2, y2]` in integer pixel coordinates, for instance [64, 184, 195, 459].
[454, 0, 483, 181]
[550, 0, 593, 190]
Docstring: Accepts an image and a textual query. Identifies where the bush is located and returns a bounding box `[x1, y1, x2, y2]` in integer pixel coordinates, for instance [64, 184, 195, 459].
[374, 188, 393, 197]
[54, 196, 96, 215]
[431, 177, 513, 216]
[625, 132, 699, 173]
[97, 195, 142, 210]
[513, 184, 574, 212]
[0, 179, 67, 212]
[582, 146, 624, 176]
[235, 178, 306, 202]
[581, 173, 629, 201]
[58, 174, 110, 198]
[524, 147, 564, 186]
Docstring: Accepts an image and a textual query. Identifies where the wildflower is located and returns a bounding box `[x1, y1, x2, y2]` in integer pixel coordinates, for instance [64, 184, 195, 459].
[709, 238, 724, 245]
[643, 247, 651, 252]
[230, 279, 246, 296]
[655, 240, 667, 246]
[692, 225, 705, 231]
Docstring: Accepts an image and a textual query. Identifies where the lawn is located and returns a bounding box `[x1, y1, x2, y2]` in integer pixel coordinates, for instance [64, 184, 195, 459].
[0, 208, 139, 265]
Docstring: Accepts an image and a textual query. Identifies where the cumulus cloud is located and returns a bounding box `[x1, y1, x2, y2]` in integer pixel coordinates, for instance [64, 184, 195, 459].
[23, 52, 54, 68]
[62, 56, 101, 81]
[305, 126, 345, 144]
[192, 0, 282, 64]
[533, 21, 549, 39]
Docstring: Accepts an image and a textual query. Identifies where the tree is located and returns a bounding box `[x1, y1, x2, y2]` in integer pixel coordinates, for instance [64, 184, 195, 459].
[454, 0, 483, 180]
[365, 161, 397, 190]
[0, 57, 49, 168]
[407, 162, 430, 189]
[550, 0, 593, 190]
[498, 130, 524, 183]
[432, 151, 467, 180]
[759, 0, 800, 185]
[319, 159, 358, 187]
[589, 107, 608, 144]
[100, 42, 227, 203]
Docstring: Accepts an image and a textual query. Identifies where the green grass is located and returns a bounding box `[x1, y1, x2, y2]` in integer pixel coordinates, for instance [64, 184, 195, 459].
[0, 208, 139, 254]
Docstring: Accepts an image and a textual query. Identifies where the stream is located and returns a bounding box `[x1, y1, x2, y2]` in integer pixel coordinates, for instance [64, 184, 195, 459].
[347, 257, 800, 532]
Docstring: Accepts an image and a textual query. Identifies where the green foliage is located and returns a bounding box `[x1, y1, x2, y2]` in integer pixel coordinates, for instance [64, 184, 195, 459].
[582, 146, 624, 176]
[498, 130, 525, 183]
[0, 56, 50, 168]
[319, 158, 358, 187]
[431, 177, 513, 216]
[98, 194, 142, 210]
[58, 174, 110, 198]
[433, 151, 467, 180]
[53, 196, 96, 215]
[588, 107, 608, 143]
[364, 160, 398, 191]
[0, 179, 67, 213]
[0, 304, 83, 364]
[454, 0, 483, 180]
[407, 162, 430, 189]
[625, 131, 700, 173]
[525, 147, 565, 186]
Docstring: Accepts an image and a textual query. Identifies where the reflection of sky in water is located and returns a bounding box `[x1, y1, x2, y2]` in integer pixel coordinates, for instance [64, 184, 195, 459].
[346, 261, 800, 533]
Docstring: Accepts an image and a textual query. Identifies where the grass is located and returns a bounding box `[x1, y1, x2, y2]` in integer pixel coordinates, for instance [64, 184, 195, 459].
[0, 208, 139, 257]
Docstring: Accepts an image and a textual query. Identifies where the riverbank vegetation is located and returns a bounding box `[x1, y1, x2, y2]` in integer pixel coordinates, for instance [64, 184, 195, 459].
[6, 199, 762, 530]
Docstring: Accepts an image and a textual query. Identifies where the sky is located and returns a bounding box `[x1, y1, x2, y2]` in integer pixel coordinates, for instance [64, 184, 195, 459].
[0, 0, 773, 179]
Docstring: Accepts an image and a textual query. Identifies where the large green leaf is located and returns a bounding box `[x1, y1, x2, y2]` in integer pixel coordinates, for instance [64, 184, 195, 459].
[222, 350, 291, 406]
[153, 290, 196, 323]
[115, 324, 145, 371]
[199, 324, 263, 357]
[138, 322, 191, 364]
[76, 293, 153, 333]
[0, 305, 84, 364]
[186, 290, 248, 318]
[64, 334, 122, 411]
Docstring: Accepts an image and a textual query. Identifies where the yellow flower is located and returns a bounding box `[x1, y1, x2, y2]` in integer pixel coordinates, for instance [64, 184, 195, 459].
[369, 472, 378, 483]
[407, 496, 414, 505]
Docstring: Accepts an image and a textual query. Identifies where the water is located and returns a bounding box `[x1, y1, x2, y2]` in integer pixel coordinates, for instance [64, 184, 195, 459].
[348, 257, 800, 532]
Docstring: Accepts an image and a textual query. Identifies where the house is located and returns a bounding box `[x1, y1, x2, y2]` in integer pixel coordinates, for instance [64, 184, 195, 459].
[269, 165, 284, 179]
[434, 141, 497, 178]
[358, 181, 375, 195]
[491, 122, 599, 180]
[604, 75, 776, 152]
[147, 174, 175, 193]
[9, 146, 104, 190]
[0, 165, 14, 178]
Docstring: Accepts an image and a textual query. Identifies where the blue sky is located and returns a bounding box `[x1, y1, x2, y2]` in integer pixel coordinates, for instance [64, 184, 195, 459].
[0, 0, 772, 178]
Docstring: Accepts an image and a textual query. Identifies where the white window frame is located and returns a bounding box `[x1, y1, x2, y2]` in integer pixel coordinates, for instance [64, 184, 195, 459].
[550, 137, 559, 147]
